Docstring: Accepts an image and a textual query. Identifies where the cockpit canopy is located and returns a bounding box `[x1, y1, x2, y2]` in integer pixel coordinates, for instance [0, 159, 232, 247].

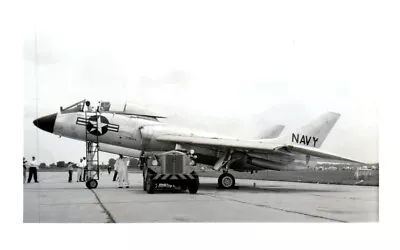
[60, 99, 166, 119]
[59, 99, 87, 113]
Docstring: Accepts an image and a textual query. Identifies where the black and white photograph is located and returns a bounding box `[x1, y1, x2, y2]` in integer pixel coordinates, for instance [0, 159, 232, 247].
[18, 0, 394, 230]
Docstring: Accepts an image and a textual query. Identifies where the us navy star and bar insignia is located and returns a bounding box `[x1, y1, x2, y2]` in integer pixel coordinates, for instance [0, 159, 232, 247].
[76, 115, 119, 136]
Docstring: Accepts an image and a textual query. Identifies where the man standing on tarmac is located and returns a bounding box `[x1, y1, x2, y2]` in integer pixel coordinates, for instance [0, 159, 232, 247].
[23, 157, 27, 183]
[115, 154, 130, 188]
[82, 157, 87, 181]
[112, 161, 118, 181]
[66, 162, 74, 183]
[27, 156, 39, 183]
[76, 158, 84, 182]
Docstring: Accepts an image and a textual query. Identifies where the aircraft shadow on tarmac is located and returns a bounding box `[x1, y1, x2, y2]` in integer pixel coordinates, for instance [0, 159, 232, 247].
[198, 183, 340, 194]
[121, 183, 340, 194]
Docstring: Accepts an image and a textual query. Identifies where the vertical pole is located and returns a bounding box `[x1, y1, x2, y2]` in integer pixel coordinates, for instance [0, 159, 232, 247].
[85, 106, 88, 182]
[34, 29, 39, 162]
[96, 109, 99, 179]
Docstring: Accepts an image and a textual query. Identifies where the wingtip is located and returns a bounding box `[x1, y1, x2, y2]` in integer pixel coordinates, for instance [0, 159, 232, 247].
[328, 111, 341, 117]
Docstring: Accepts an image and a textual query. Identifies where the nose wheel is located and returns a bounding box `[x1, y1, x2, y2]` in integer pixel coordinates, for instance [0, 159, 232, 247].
[218, 172, 235, 189]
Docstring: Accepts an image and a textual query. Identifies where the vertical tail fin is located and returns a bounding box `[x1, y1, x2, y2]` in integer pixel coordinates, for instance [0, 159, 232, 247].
[274, 112, 340, 148]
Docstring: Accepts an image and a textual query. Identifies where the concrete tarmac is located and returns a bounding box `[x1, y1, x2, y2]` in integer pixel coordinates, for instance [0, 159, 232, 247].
[23, 172, 378, 223]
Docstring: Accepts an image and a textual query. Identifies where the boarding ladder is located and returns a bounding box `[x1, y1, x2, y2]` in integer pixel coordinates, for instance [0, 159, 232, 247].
[83, 104, 100, 187]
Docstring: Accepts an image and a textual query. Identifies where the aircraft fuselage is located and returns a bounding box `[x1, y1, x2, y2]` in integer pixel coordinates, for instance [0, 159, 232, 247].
[53, 112, 177, 151]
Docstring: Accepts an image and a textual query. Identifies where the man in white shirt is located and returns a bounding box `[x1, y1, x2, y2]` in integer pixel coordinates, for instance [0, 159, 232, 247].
[77, 158, 84, 182]
[82, 157, 87, 181]
[27, 156, 39, 183]
[115, 154, 130, 188]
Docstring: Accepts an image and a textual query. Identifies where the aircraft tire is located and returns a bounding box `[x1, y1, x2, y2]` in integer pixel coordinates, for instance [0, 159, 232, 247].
[218, 173, 235, 189]
[86, 179, 98, 189]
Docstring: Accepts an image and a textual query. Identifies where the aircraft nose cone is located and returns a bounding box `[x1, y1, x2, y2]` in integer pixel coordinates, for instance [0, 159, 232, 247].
[33, 113, 57, 133]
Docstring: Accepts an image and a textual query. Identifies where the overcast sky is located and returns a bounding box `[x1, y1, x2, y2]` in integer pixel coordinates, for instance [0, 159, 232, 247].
[23, 0, 388, 164]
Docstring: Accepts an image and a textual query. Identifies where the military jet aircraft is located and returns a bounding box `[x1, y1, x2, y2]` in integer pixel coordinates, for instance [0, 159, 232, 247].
[33, 99, 362, 189]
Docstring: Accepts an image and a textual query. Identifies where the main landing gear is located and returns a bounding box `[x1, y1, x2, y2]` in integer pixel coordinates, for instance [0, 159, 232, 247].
[218, 172, 235, 189]
[214, 151, 237, 189]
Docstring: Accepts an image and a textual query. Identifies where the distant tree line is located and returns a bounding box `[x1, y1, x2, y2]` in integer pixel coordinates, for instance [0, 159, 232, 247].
[39, 158, 139, 169]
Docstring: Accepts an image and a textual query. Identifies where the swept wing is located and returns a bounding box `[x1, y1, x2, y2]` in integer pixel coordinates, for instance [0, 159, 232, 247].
[155, 134, 362, 163]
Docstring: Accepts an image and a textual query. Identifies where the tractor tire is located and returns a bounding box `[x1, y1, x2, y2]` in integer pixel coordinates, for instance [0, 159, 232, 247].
[188, 176, 199, 194]
[146, 175, 155, 194]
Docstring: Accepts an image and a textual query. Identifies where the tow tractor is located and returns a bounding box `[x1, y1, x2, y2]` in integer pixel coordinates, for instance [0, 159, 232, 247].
[141, 150, 200, 194]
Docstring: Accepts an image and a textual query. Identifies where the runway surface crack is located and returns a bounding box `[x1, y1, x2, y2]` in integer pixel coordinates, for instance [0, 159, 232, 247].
[203, 194, 347, 223]
[90, 189, 116, 223]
